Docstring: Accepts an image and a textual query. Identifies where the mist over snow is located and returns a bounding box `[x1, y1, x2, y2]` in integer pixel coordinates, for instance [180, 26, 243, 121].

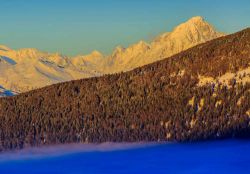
[0, 142, 158, 162]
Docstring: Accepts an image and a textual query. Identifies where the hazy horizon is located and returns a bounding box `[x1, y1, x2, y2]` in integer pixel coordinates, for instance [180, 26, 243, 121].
[1, 0, 249, 56]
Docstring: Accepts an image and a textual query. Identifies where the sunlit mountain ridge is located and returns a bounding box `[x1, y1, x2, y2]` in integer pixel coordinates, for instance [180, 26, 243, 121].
[0, 16, 224, 93]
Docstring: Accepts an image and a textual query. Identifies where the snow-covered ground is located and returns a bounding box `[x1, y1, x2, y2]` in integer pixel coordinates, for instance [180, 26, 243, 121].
[198, 66, 250, 87]
[0, 85, 15, 97]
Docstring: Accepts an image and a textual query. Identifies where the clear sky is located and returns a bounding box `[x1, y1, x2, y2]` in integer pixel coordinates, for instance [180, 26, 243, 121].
[0, 0, 249, 56]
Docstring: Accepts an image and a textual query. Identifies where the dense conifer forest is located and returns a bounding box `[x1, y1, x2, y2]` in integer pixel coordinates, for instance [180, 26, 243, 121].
[0, 28, 250, 152]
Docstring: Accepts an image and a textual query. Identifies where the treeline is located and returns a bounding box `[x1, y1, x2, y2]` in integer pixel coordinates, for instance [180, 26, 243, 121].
[0, 28, 250, 152]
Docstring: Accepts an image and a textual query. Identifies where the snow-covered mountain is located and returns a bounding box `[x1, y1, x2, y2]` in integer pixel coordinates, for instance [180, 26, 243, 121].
[98, 16, 224, 73]
[0, 48, 101, 93]
[0, 16, 224, 94]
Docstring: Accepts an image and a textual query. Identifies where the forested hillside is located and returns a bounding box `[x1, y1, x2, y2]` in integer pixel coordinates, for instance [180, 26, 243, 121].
[0, 28, 249, 152]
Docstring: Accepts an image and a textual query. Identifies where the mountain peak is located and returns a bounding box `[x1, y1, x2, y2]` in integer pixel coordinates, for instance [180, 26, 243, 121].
[90, 50, 103, 57]
[170, 16, 224, 43]
[16, 48, 43, 57]
[128, 41, 150, 51]
[114, 46, 125, 52]
[0, 45, 12, 51]
[187, 16, 205, 23]
[173, 16, 211, 31]
[111, 46, 125, 57]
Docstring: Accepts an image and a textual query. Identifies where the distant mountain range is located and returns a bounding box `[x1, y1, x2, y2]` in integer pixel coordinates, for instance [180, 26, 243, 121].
[0, 27, 249, 151]
[0, 16, 224, 93]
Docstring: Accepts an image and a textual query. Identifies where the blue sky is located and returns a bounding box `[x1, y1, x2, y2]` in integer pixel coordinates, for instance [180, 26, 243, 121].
[0, 0, 249, 56]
